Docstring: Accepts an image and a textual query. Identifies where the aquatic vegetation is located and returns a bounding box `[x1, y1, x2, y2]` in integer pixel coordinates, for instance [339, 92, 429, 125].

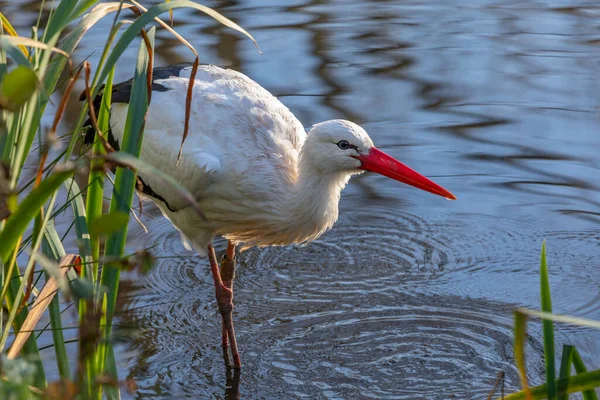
[491, 242, 600, 400]
[0, 1, 254, 398]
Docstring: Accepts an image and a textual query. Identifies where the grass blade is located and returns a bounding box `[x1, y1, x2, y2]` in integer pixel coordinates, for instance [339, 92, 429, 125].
[514, 310, 531, 399]
[516, 308, 600, 329]
[89, 212, 130, 238]
[104, 152, 204, 217]
[97, 26, 155, 392]
[500, 369, 600, 400]
[571, 348, 599, 400]
[42, 0, 78, 45]
[0, 12, 28, 56]
[86, 66, 114, 271]
[0, 35, 69, 58]
[42, 223, 71, 380]
[64, 178, 92, 274]
[557, 345, 573, 400]
[540, 241, 557, 399]
[96, 0, 260, 88]
[0, 166, 75, 263]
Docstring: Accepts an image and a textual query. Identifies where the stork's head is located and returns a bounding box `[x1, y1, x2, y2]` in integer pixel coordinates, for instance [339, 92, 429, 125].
[305, 119, 456, 200]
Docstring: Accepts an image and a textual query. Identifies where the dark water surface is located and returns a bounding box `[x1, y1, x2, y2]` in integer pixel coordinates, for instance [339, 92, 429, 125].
[6, 0, 600, 398]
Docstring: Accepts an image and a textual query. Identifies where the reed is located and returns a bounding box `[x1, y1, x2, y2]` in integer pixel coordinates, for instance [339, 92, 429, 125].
[493, 243, 600, 400]
[0, 1, 255, 398]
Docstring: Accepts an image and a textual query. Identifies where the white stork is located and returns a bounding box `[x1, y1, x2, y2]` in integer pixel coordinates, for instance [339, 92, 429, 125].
[85, 63, 456, 369]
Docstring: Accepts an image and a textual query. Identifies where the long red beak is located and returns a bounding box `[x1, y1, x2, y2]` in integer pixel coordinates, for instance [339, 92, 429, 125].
[357, 147, 457, 200]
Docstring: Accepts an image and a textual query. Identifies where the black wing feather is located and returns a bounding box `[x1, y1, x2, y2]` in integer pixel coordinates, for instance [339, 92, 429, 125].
[82, 62, 194, 146]
[81, 62, 195, 211]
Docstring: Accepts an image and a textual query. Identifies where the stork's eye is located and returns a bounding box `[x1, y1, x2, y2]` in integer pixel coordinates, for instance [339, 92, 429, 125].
[337, 140, 350, 150]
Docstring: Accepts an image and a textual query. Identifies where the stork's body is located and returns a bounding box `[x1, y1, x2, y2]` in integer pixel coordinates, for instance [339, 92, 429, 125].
[89, 63, 455, 369]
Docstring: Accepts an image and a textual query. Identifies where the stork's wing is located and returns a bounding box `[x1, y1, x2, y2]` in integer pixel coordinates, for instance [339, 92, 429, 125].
[84, 63, 306, 213]
[82, 62, 194, 147]
[83, 63, 220, 212]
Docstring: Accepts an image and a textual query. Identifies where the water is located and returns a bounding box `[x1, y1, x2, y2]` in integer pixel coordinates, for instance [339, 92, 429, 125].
[5, 0, 600, 398]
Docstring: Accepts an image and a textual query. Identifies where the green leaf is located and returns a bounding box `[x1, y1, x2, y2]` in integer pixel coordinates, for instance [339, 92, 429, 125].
[45, 2, 133, 93]
[0, 12, 28, 56]
[97, 26, 155, 395]
[64, 178, 93, 269]
[132, 249, 156, 274]
[0, 66, 38, 111]
[71, 0, 102, 19]
[0, 35, 69, 57]
[88, 212, 130, 238]
[514, 310, 530, 395]
[42, 224, 71, 380]
[69, 277, 95, 300]
[42, 0, 78, 46]
[104, 152, 203, 218]
[571, 348, 599, 400]
[540, 241, 557, 399]
[86, 66, 114, 271]
[558, 345, 573, 400]
[0, 166, 75, 263]
[500, 369, 600, 400]
[5, 46, 31, 68]
[96, 0, 260, 89]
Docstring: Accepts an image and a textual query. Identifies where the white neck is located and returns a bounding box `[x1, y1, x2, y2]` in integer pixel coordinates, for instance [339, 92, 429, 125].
[282, 151, 352, 244]
[220, 131, 357, 248]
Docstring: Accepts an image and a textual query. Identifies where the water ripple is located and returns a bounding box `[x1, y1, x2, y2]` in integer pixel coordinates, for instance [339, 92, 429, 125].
[240, 207, 541, 301]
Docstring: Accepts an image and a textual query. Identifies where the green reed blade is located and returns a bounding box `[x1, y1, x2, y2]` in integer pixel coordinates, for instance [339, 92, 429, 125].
[557, 345, 573, 400]
[540, 241, 557, 399]
[86, 66, 114, 275]
[571, 347, 599, 400]
[500, 369, 600, 400]
[514, 310, 530, 395]
[96, 27, 155, 395]
[71, 0, 100, 19]
[95, 0, 259, 91]
[43, 0, 77, 46]
[105, 152, 203, 216]
[44, 2, 125, 97]
[42, 222, 71, 379]
[0, 167, 75, 263]
[63, 177, 96, 398]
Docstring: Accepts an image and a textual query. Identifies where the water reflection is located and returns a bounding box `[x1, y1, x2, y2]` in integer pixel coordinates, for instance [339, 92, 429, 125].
[224, 368, 241, 400]
[5, 0, 600, 398]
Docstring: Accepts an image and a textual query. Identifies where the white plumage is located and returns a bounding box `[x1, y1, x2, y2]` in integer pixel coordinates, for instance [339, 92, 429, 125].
[109, 65, 377, 251]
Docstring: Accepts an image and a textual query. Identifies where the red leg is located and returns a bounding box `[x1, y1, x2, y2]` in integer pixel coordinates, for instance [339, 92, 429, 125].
[221, 241, 239, 367]
[207, 242, 241, 368]
[220, 241, 236, 362]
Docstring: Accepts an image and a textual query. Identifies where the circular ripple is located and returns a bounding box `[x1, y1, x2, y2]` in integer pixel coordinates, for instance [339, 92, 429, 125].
[542, 230, 600, 318]
[117, 204, 599, 399]
[241, 294, 545, 400]
[118, 290, 547, 399]
[239, 206, 542, 301]
[129, 209, 193, 258]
